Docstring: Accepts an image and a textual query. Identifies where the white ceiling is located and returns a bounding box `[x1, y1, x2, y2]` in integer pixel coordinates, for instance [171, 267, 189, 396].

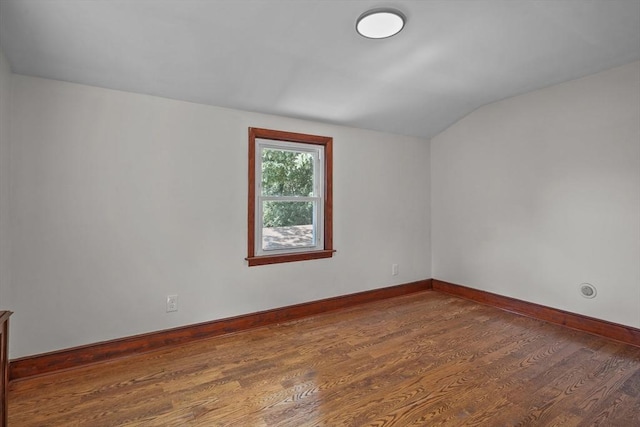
[1, 0, 639, 139]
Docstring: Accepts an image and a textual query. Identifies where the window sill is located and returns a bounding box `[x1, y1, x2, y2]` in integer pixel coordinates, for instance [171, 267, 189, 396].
[246, 249, 336, 266]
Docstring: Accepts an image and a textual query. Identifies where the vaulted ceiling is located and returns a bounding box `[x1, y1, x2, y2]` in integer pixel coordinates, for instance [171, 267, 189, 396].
[1, 0, 639, 138]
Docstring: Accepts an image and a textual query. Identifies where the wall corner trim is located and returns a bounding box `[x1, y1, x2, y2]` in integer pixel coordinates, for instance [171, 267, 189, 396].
[12, 277, 637, 382]
[432, 279, 640, 347]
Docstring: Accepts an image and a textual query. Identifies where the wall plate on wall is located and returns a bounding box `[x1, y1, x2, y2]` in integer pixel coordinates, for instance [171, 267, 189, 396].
[579, 283, 597, 299]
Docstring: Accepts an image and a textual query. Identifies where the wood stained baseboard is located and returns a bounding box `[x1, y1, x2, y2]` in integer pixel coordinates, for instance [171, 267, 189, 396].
[10, 278, 639, 381]
[1, 311, 11, 427]
[432, 279, 640, 347]
[9, 279, 432, 381]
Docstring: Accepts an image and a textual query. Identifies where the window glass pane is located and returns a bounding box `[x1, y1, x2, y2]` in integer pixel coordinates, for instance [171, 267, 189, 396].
[262, 201, 315, 250]
[261, 148, 314, 197]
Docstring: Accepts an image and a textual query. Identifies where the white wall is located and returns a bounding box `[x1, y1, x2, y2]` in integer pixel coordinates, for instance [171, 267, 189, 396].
[8, 55, 636, 360]
[8, 75, 431, 358]
[432, 61, 640, 328]
[0, 48, 11, 310]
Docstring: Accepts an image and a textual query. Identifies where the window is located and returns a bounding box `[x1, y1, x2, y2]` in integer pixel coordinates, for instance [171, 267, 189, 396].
[247, 128, 334, 266]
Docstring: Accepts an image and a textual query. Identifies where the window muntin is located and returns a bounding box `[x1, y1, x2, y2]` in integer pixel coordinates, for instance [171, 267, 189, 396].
[247, 128, 334, 266]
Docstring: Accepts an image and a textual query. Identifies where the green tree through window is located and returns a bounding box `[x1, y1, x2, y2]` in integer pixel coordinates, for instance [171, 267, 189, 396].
[261, 149, 314, 227]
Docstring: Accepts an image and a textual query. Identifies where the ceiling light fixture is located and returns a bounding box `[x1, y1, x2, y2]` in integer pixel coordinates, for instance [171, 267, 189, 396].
[356, 8, 406, 39]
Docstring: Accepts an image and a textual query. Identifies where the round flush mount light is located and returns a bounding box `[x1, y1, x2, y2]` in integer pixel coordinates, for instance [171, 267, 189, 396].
[356, 8, 406, 39]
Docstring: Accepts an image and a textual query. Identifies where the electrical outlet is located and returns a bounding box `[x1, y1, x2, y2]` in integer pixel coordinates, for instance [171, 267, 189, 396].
[392, 264, 399, 276]
[166, 295, 178, 312]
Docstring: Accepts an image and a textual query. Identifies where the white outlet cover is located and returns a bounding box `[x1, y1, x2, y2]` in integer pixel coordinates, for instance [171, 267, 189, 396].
[166, 295, 178, 312]
[392, 264, 399, 276]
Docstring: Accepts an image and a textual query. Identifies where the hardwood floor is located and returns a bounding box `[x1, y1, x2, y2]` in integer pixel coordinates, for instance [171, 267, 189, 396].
[9, 292, 640, 426]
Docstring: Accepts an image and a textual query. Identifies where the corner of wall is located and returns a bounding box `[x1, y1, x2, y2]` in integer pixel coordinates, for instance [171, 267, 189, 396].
[428, 61, 640, 328]
[0, 47, 12, 310]
[427, 136, 434, 279]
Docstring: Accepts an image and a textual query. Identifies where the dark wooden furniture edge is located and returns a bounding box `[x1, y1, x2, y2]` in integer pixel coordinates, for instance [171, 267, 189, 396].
[432, 279, 640, 347]
[9, 280, 432, 381]
[1, 311, 12, 427]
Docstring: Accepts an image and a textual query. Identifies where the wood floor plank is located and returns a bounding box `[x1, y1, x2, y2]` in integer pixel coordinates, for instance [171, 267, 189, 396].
[9, 291, 640, 426]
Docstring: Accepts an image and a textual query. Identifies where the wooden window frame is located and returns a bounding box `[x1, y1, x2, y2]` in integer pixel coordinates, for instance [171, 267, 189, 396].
[247, 127, 334, 266]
